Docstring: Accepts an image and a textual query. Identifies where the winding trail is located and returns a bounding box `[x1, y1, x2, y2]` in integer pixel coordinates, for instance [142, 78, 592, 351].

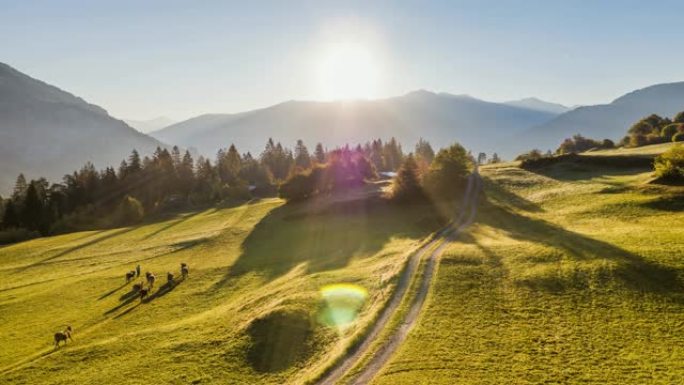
[317, 170, 481, 385]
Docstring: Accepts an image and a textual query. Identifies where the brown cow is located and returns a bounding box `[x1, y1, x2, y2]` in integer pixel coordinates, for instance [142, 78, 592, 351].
[54, 326, 73, 348]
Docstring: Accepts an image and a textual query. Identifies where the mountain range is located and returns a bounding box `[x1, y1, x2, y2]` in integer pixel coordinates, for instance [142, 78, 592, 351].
[3, 60, 684, 195]
[0, 62, 163, 195]
[517, 82, 684, 154]
[151, 90, 560, 158]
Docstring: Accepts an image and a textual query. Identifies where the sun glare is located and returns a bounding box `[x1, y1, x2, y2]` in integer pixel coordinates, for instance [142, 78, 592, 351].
[316, 42, 381, 101]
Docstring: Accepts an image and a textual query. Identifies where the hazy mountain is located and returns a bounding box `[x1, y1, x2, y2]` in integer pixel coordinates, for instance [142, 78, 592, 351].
[151, 90, 559, 158]
[504, 97, 571, 114]
[516, 82, 684, 154]
[0, 62, 164, 194]
[124, 117, 176, 133]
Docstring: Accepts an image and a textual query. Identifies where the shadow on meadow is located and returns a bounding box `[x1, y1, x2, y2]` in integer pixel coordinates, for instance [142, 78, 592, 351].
[105, 278, 185, 318]
[16, 227, 140, 272]
[477, 188, 683, 298]
[212, 195, 447, 288]
[523, 157, 652, 183]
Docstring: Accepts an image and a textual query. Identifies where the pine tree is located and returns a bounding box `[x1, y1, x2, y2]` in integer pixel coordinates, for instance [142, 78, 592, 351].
[171, 146, 182, 169]
[21, 182, 44, 231]
[12, 174, 28, 203]
[225, 144, 242, 182]
[391, 154, 424, 201]
[178, 150, 195, 195]
[314, 143, 326, 164]
[415, 138, 435, 165]
[128, 149, 142, 174]
[294, 140, 312, 169]
[2, 200, 19, 229]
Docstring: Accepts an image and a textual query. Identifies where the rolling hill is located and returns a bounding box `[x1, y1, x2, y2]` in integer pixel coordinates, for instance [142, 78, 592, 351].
[0, 62, 164, 195]
[150, 90, 560, 158]
[2, 144, 683, 384]
[514, 82, 684, 155]
[366, 151, 684, 384]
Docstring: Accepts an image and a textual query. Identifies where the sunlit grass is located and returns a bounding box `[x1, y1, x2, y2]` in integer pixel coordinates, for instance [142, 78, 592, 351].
[371, 161, 684, 384]
[0, 196, 442, 384]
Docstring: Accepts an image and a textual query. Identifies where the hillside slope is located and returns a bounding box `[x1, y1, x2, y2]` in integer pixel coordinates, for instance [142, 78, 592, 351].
[0, 194, 445, 384]
[150, 91, 558, 157]
[368, 158, 684, 384]
[0, 62, 164, 194]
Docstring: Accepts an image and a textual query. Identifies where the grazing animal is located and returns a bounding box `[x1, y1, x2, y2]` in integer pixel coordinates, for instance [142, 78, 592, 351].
[140, 288, 149, 301]
[167, 272, 174, 284]
[146, 273, 156, 289]
[125, 270, 136, 283]
[54, 326, 73, 348]
[132, 282, 143, 292]
[181, 263, 189, 278]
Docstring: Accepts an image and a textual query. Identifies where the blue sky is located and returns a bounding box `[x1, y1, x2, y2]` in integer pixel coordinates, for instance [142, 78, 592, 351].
[2, 0, 684, 121]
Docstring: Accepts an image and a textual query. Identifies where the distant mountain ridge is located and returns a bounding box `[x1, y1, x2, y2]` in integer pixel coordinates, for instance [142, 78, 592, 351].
[504, 97, 571, 114]
[0, 62, 164, 194]
[151, 90, 560, 158]
[516, 82, 684, 154]
[124, 117, 176, 133]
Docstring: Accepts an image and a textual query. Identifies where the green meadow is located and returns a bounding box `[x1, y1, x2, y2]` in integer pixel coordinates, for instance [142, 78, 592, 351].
[0, 194, 445, 384]
[370, 148, 684, 384]
[2, 144, 684, 385]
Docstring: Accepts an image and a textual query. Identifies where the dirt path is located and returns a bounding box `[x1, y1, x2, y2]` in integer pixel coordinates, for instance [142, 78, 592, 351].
[317, 170, 481, 385]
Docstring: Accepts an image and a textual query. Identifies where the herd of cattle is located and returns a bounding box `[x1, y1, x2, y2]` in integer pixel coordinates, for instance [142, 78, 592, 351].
[53, 262, 190, 348]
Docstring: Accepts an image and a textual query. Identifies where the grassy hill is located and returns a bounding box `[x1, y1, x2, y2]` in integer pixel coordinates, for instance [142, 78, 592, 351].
[585, 142, 676, 157]
[367, 158, 684, 384]
[0, 194, 445, 384]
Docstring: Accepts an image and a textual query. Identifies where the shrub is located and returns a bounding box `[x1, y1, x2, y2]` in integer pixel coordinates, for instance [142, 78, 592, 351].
[279, 167, 323, 201]
[661, 124, 683, 141]
[674, 111, 684, 124]
[515, 149, 544, 162]
[114, 196, 144, 225]
[424, 143, 472, 199]
[673, 132, 684, 142]
[654, 144, 684, 181]
[0, 227, 40, 245]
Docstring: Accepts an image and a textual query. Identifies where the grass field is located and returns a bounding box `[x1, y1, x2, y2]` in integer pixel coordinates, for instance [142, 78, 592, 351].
[585, 142, 676, 157]
[0, 193, 445, 384]
[369, 158, 684, 384]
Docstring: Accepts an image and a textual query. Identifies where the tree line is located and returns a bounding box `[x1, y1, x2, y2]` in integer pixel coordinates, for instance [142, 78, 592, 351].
[622, 111, 684, 147]
[0, 137, 438, 243]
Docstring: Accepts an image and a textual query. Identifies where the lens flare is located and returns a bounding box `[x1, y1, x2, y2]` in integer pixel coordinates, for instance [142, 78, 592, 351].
[317, 284, 368, 332]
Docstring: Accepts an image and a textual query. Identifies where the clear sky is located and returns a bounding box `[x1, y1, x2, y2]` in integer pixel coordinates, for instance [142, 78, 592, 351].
[2, 0, 684, 121]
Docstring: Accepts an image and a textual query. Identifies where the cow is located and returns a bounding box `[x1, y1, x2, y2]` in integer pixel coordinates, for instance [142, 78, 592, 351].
[125, 270, 136, 283]
[140, 288, 149, 301]
[146, 272, 156, 289]
[54, 326, 73, 348]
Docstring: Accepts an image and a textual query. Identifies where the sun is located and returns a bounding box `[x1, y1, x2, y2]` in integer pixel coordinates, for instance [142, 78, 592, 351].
[316, 42, 381, 101]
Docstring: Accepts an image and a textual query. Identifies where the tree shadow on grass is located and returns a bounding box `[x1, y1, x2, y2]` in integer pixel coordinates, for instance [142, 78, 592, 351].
[140, 211, 205, 241]
[481, 176, 544, 213]
[210, 196, 447, 290]
[523, 156, 652, 182]
[477, 197, 683, 298]
[17, 227, 140, 272]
